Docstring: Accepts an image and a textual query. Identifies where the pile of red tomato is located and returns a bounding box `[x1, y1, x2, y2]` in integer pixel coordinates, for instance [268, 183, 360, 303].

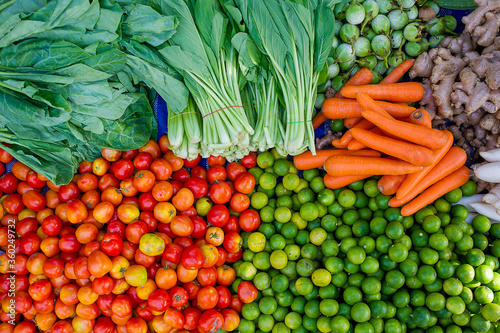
[0, 136, 259, 333]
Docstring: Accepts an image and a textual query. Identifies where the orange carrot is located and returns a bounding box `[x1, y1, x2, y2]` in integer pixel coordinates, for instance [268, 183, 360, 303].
[322, 99, 416, 119]
[361, 110, 448, 149]
[344, 117, 363, 128]
[324, 174, 373, 189]
[347, 139, 365, 151]
[380, 59, 416, 84]
[293, 149, 381, 170]
[401, 167, 470, 216]
[396, 131, 454, 199]
[313, 68, 373, 129]
[341, 82, 425, 102]
[408, 109, 432, 128]
[378, 175, 407, 195]
[350, 128, 435, 167]
[324, 155, 423, 176]
[333, 119, 375, 148]
[389, 146, 467, 207]
[347, 127, 386, 150]
[356, 92, 394, 119]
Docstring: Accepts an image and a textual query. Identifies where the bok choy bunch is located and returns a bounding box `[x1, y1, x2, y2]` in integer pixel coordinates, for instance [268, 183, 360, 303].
[158, 0, 254, 160]
[167, 97, 203, 160]
[236, 0, 338, 155]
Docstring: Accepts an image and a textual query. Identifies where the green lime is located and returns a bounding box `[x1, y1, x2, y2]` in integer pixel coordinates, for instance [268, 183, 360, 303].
[258, 314, 274, 332]
[248, 232, 266, 252]
[270, 250, 288, 269]
[320, 299, 339, 317]
[254, 272, 271, 290]
[253, 252, 271, 270]
[470, 314, 491, 333]
[444, 188, 463, 203]
[338, 189, 356, 208]
[475, 286, 494, 304]
[351, 303, 371, 322]
[257, 152, 275, 168]
[423, 215, 442, 233]
[300, 202, 319, 221]
[460, 180, 477, 196]
[388, 243, 408, 263]
[482, 303, 500, 321]
[284, 311, 302, 330]
[239, 262, 257, 281]
[385, 221, 404, 240]
[310, 227, 327, 246]
[330, 315, 350, 333]
[472, 215, 491, 233]
[312, 269, 332, 287]
[296, 277, 314, 296]
[273, 159, 290, 176]
[242, 302, 260, 320]
[476, 265, 494, 284]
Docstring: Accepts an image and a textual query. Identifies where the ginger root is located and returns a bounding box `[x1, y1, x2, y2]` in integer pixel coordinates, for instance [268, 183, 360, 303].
[430, 48, 466, 118]
[315, 131, 336, 150]
[463, 0, 500, 47]
[419, 78, 436, 119]
[451, 68, 497, 115]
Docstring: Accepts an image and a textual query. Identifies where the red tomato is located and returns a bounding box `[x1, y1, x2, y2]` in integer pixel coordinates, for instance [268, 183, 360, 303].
[239, 209, 260, 232]
[59, 233, 82, 253]
[100, 233, 123, 257]
[98, 174, 120, 191]
[184, 155, 201, 168]
[111, 295, 133, 317]
[0, 147, 14, 164]
[241, 152, 257, 168]
[170, 180, 183, 196]
[191, 216, 208, 239]
[139, 140, 161, 159]
[223, 231, 243, 253]
[133, 153, 153, 170]
[158, 135, 170, 153]
[106, 221, 126, 238]
[169, 286, 188, 308]
[173, 236, 193, 248]
[88, 250, 112, 278]
[0, 173, 18, 193]
[207, 204, 230, 228]
[226, 162, 246, 181]
[216, 286, 231, 309]
[111, 159, 134, 180]
[58, 182, 79, 202]
[77, 173, 99, 192]
[207, 165, 227, 184]
[19, 232, 41, 255]
[184, 281, 201, 300]
[3, 193, 24, 214]
[16, 218, 38, 236]
[180, 245, 204, 270]
[92, 275, 114, 295]
[121, 149, 139, 160]
[162, 243, 183, 264]
[229, 295, 244, 313]
[43, 258, 64, 278]
[184, 177, 208, 199]
[223, 216, 241, 234]
[197, 266, 217, 287]
[172, 168, 190, 183]
[226, 250, 243, 263]
[147, 289, 171, 313]
[138, 192, 157, 211]
[191, 166, 207, 180]
[198, 309, 224, 333]
[150, 158, 173, 181]
[26, 171, 46, 189]
[237, 281, 258, 303]
[136, 302, 154, 321]
[209, 182, 231, 204]
[179, 205, 197, 218]
[94, 317, 115, 333]
[183, 307, 201, 330]
[234, 172, 256, 194]
[125, 221, 147, 244]
[140, 211, 158, 233]
[207, 156, 226, 166]
[215, 247, 227, 267]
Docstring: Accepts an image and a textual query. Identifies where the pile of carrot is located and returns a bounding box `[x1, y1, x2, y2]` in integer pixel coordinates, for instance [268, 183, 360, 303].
[295, 60, 469, 217]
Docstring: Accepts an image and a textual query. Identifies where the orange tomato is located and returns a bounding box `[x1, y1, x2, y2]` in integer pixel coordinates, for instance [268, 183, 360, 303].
[154, 202, 176, 224]
[81, 190, 101, 210]
[136, 278, 157, 300]
[101, 148, 122, 162]
[75, 223, 98, 244]
[35, 312, 57, 331]
[93, 202, 115, 223]
[172, 188, 194, 211]
[152, 181, 174, 202]
[77, 285, 99, 305]
[101, 187, 123, 207]
[88, 250, 112, 278]
[155, 267, 177, 290]
[133, 170, 156, 192]
[120, 178, 139, 197]
[200, 244, 219, 268]
[116, 204, 140, 224]
[206, 227, 224, 246]
[66, 199, 88, 224]
[216, 265, 236, 286]
[176, 263, 198, 283]
[110, 256, 130, 280]
[164, 151, 184, 172]
[170, 215, 194, 237]
[92, 157, 111, 176]
[12, 161, 31, 181]
[139, 140, 161, 159]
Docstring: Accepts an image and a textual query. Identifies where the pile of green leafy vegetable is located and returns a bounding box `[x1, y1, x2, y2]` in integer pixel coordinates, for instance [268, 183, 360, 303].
[0, 0, 187, 185]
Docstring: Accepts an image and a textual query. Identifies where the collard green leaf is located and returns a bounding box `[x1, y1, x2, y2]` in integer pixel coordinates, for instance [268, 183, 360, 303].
[123, 4, 178, 47]
[123, 53, 189, 114]
[314, 4, 335, 72]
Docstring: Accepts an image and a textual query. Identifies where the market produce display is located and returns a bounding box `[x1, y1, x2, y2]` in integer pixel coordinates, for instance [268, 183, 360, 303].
[5, 0, 500, 333]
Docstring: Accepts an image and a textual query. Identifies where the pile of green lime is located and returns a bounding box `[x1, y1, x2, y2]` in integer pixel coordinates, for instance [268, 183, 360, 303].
[231, 152, 500, 333]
